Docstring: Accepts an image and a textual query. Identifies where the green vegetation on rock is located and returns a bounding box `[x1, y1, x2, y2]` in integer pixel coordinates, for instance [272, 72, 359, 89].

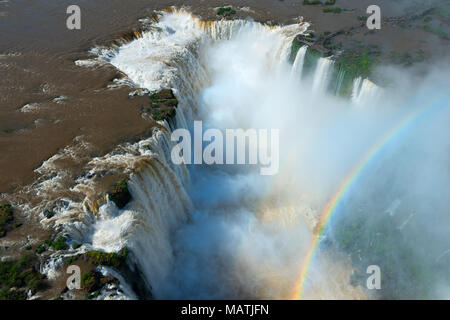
[81, 271, 98, 291]
[303, 0, 322, 5]
[323, 8, 342, 13]
[147, 88, 178, 122]
[0, 254, 46, 299]
[35, 245, 46, 254]
[217, 7, 236, 17]
[108, 180, 132, 209]
[330, 48, 379, 97]
[84, 248, 128, 269]
[0, 203, 14, 237]
[81, 270, 120, 299]
[336, 48, 379, 79]
[45, 236, 68, 251]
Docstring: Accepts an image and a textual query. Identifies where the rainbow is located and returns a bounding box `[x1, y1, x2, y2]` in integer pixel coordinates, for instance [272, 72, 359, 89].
[289, 90, 449, 300]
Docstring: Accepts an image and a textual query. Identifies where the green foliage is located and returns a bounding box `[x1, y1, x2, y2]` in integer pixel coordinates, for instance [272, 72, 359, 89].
[87, 290, 100, 300]
[324, 0, 335, 4]
[165, 99, 178, 107]
[72, 243, 82, 250]
[323, 8, 342, 13]
[0, 203, 14, 237]
[121, 247, 129, 259]
[166, 107, 176, 119]
[357, 16, 367, 21]
[148, 89, 178, 122]
[289, 37, 304, 64]
[330, 46, 380, 97]
[0, 254, 45, 299]
[0, 288, 26, 300]
[150, 89, 175, 100]
[84, 249, 128, 269]
[335, 48, 379, 79]
[217, 7, 236, 16]
[81, 270, 122, 298]
[35, 245, 46, 254]
[152, 111, 163, 121]
[303, 46, 324, 77]
[48, 236, 68, 251]
[109, 180, 131, 209]
[303, 0, 322, 5]
[81, 271, 98, 291]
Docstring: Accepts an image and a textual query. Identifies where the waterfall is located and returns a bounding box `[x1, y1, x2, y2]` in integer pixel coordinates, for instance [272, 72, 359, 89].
[352, 78, 381, 106]
[290, 45, 307, 80]
[62, 9, 315, 299]
[61, 9, 379, 300]
[351, 77, 363, 102]
[312, 58, 335, 94]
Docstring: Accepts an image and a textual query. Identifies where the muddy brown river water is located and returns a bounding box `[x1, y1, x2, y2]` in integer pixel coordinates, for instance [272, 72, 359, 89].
[0, 0, 448, 196]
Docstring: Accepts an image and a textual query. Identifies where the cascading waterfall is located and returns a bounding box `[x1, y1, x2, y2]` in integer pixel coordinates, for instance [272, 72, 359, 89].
[291, 45, 308, 80]
[60, 9, 394, 300]
[312, 58, 335, 94]
[352, 78, 381, 107]
[351, 77, 363, 102]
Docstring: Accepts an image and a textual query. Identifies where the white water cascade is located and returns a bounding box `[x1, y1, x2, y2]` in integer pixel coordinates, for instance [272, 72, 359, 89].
[312, 57, 335, 94]
[351, 77, 363, 102]
[60, 9, 396, 300]
[290, 45, 308, 80]
[352, 78, 381, 106]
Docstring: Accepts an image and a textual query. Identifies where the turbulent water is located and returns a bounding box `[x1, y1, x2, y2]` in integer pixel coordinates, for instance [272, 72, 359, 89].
[37, 9, 450, 300]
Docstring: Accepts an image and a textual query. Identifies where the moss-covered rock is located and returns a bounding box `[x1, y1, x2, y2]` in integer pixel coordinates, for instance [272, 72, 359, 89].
[35, 245, 46, 254]
[81, 270, 100, 292]
[81, 270, 121, 299]
[83, 248, 129, 269]
[147, 88, 178, 123]
[149, 88, 175, 100]
[217, 7, 236, 17]
[331, 47, 380, 96]
[0, 254, 46, 299]
[303, 0, 322, 5]
[0, 203, 14, 238]
[45, 236, 68, 251]
[108, 180, 132, 209]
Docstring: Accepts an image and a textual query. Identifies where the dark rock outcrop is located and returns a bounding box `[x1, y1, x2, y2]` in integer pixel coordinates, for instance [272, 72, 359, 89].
[145, 88, 178, 122]
[108, 180, 132, 209]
